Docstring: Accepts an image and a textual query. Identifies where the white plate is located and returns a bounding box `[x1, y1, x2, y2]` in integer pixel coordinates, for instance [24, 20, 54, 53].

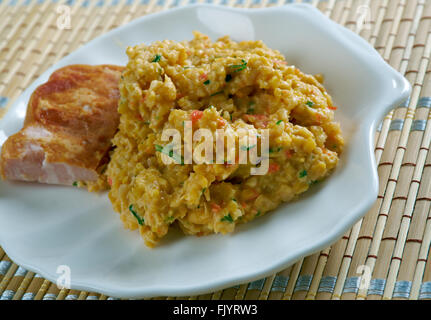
[0, 4, 410, 298]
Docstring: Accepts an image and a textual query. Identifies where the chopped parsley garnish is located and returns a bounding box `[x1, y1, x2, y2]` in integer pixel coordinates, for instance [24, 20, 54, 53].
[276, 120, 283, 125]
[310, 180, 320, 186]
[72, 181, 78, 187]
[269, 147, 282, 153]
[210, 91, 223, 96]
[306, 101, 314, 108]
[232, 198, 237, 203]
[221, 213, 234, 223]
[230, 113, 233, 121]
[151, 54, 161, 63]
[129, 204, 144, 226]
[246, 108, 255, 114]
[255, 210, 261, 217]
[299, 170, 308, 178]
[155, 144, 184, 165]
[166, 216, 175, 223]
[183, 66, 193, 69]
[203, 79, 210, 85]
[225, 74, 232, 82]
[229, 59, 247, 72]
[201, 188, 206, 196]
[240, 144, 256, 151]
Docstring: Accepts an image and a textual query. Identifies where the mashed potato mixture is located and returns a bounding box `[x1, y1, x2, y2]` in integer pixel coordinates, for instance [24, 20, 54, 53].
[107, 32, 344, 247]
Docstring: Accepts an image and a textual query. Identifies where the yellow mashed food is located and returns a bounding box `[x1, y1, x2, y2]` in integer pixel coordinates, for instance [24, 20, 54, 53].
[106, 32, 344, 247]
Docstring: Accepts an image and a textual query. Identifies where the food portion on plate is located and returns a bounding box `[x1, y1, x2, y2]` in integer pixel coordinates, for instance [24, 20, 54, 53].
[0, 64, 124, 191]
[107, 32, 344, 247]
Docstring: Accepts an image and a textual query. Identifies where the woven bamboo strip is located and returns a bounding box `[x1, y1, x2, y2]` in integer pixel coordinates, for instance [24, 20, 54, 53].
[0, 264, 28, 300]
[291, 253, 320, 300]
[20, 274, 45, 300]
[51, 1, 105, 65]
[267, 266, 293, 300]
[410, 166, 431, 300]
[0, 254, 11, 288]
[12, 270, 35, 300]
[218, 285, 240, 300]
[380, 109, 429, 300]
[34, 0, 88, 74]
[0, 2, 50, 74]
[329, 0, 348, 24]
[389, 74, 431, 300]
[409, 69, 431, 300]
[41, 282, 61, 300]
[0, 0, 26, 51]
[305, 248, 331, 300]
[103, 0, 138, 33]
[0, 1, 40, 60]
[257, 274, 276, 300]
[56, 288, 69, 300]
[0, 1, 62, 111]
[313, 226, 351, 298]
[33, 279, 51, 300]
[361, 5, 431, 300]
[0, 260, 18, 298]
[339, 0, 424, 300]
[322, 0, 394, 300]
[282, 257, 303, 300]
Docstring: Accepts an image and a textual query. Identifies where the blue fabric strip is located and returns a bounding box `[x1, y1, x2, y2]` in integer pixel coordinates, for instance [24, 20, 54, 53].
[0, 290, 15, 300]
[367, 278, 386, 296]
[0, 261, 11, 276]
[389, 119, 404, 131]
[0, 96, 8, 108]
[317, 276, 337, 293]
[393, 281, 412, 299]
[411, 120, 427, 132]
[248, 278, 265, 291]
[293, 275, 312, 293]
[343, 276, 360, 294]
[271, 275, 289, 292]
[419, 282, 431, 300]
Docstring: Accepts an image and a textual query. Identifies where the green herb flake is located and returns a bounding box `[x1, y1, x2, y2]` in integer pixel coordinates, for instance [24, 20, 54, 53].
[240, 144, 256, 151]
[72, 181, 78, 187]
[151, 54, 161, 63]
[210, 91, 223, 97]
[232, 198, 237, 203]
[203, 79, 210, 85]
[246, 108, 255, 114]
[276, 120, 283, 125]
[221, 213, 234, 223]
[166, 216, 175, 223]
[229, 59, 247, 72]
[225, 74, 232, 82]
[129, 204, 144, 226]
[299, 170, 308, 178]
[255, 210, 261, 217]
[155, 144, 184, 165]
[201, 188, 207, 196]
[306, 101, 314, 108]
[269, 147, 282, 154]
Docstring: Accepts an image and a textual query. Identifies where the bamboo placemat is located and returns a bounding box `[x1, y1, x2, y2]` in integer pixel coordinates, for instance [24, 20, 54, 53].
[0, 0, 430, 301]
